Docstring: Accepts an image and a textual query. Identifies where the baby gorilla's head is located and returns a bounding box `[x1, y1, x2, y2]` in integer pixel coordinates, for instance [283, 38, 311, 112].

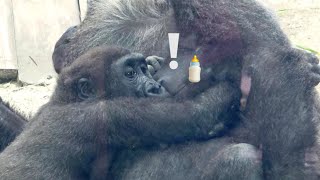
[53, 46, 168, 103]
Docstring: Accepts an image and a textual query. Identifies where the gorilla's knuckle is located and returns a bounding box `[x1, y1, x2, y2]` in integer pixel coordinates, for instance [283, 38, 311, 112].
[226, 143, 260, 163]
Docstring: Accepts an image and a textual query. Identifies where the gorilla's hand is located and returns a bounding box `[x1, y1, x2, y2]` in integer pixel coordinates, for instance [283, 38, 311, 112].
[292, 48, 320, 87]
[304, 51, 320, 87]
[146, 56, 165, 75]
[279, 48, 320, 89]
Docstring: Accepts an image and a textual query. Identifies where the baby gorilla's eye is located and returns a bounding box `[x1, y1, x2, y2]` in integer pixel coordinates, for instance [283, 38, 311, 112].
[125, 69, 137, 78]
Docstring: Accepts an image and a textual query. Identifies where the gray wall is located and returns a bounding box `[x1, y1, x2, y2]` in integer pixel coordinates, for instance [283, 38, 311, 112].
[0, 0, 87, 84]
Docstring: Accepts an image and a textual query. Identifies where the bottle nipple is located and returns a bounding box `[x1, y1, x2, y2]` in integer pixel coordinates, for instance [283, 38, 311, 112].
[192, 55, 199, 63]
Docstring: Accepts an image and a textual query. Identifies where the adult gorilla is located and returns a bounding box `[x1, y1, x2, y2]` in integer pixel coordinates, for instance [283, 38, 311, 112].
[52, 0, 320, 179]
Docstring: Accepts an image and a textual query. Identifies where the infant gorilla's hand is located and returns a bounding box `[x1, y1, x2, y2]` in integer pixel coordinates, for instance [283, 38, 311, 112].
[146, 56, 165, 75]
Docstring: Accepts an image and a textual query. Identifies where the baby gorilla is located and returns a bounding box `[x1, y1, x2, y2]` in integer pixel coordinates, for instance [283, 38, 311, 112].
[0, 46, 240, 180]
[54, 46, 168, 101]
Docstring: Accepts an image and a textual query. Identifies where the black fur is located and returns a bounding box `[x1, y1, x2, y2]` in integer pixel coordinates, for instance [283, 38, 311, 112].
[235, 45, 319, 179]
[0, 97, 26, 152]
[51, 0, 320, 179]
[0, 46, 240, 180]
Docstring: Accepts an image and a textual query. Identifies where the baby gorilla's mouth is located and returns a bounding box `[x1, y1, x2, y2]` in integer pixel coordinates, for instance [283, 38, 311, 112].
[147, 85, 161, 94]
[143, 81, 169, 97]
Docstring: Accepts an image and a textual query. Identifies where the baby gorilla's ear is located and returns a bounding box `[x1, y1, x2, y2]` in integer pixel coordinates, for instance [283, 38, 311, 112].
[77, 78, 97, 100]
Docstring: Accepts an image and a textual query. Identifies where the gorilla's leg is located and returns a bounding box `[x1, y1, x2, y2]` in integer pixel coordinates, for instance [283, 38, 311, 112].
[206, 143, 262, 180]
[109, 138, 262, 180]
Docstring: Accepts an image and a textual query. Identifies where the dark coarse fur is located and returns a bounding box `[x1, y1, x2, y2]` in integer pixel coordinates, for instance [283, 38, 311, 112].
[0, 97, 26, 152]
[236, 45, 319, 179]
[50, 0, 320, 179]
[53, 0, 289, 73]
[0, 46, 240, 180]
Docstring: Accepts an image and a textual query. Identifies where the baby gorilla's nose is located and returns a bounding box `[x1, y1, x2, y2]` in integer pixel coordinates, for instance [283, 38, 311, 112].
[145, 82, 161, 95]
[144, 81, 168, 97]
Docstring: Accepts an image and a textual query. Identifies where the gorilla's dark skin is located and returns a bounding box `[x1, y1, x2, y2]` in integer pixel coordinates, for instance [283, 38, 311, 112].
[0, 98, 26, 152]
[0, 46, 240, 180]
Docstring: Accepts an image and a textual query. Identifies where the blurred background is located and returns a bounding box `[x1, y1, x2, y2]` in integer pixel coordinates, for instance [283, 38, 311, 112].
[0, 0, 319, 117]
[0, 0, 87, 83]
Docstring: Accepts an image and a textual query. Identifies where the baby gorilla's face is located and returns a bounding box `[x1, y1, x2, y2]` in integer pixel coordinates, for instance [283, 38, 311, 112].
[109, 53, 168, 98]
[57, 46, 169, 102]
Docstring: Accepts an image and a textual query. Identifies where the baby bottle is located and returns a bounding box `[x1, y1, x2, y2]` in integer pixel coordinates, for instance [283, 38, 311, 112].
[189, 55, 201, 83]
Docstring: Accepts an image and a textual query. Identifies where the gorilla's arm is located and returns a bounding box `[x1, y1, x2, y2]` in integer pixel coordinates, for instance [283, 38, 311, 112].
[242, 47, 319, 179]
[105, 82, 240, 147]
[0, 98, 26, 152]
[0, 84, 239, 180]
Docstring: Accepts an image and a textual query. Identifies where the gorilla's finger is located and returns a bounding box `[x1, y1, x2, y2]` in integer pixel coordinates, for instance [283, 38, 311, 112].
[148, 65, 156, 75]
[147, 56, 165, 66]
[305, 63, 320, 86]
[146, 56, 162, 72]
[155, 56, 165, 66]
[307, 53, 319, 64]
[311, 64, 320, 75]
[309, 73, 320, 86]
